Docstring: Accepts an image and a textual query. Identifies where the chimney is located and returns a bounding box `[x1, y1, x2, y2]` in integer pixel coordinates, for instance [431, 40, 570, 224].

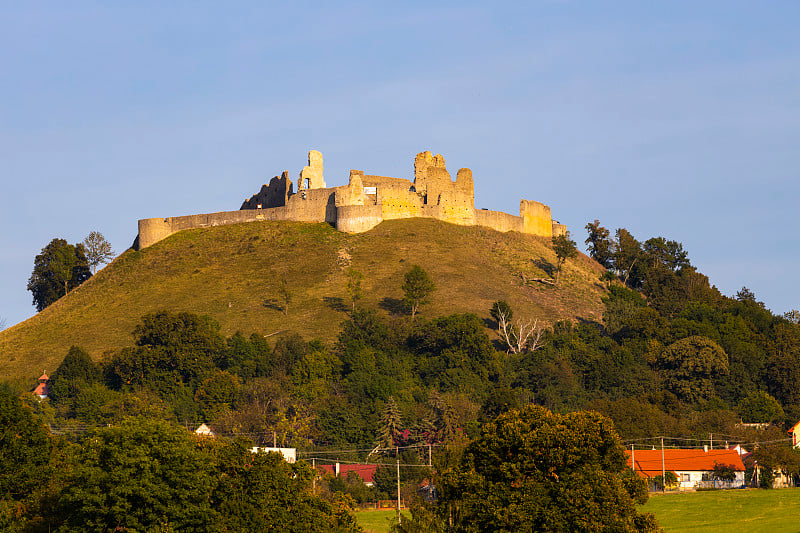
[703, 445, 708, 453]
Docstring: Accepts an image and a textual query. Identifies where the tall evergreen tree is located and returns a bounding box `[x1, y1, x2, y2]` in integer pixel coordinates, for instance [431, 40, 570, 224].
[375, 396, 403, 451]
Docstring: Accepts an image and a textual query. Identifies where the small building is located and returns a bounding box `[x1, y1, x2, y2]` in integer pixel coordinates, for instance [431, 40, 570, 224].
[251, 446, 297, 464]
[627, 448, 746, 490]
[788, 420, 800, 448]
[33, 373, 49, 399]
[318, 463, 378, 487]
[194, 423, 216, 437]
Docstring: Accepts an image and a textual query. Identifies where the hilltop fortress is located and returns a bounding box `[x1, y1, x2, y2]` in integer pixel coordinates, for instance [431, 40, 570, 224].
[136, 150, 566, 249]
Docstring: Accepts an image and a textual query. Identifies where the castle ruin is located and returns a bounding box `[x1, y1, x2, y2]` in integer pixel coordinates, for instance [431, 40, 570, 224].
[136, 150, 567, 249]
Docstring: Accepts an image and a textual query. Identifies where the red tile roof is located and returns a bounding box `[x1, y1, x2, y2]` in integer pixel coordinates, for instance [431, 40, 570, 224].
[319, 463, 378, 484]
[626, 448, 745, 478]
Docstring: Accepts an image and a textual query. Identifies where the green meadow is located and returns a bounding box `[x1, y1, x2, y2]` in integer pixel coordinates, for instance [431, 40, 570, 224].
[642, 488, 800, 533]
[356, 489, 800, 533]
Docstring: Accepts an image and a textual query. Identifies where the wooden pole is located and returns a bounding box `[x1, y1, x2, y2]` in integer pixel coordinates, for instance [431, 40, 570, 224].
[661, 437, 666, 492]
[396, 458, 402, 524]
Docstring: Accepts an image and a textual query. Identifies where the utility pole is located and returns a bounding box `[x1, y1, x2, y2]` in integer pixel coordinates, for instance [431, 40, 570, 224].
[428, 444, 432, 467]
[631, 444, 635, 471]
[312, 458, 316, 494]
[710, 433, 713, 450]
[396, 458, 402, 525]
[661, 437, 666, 493]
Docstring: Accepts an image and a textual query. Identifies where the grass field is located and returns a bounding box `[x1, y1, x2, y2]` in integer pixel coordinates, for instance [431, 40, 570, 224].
[356, 489, 800, 532]
[0, 217, 605, 383]
[642, 488, 800, 532]
[355, 510, 409, 533]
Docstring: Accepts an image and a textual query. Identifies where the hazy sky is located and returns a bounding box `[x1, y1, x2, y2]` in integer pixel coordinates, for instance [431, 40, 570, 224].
[2, 1, 798, 329]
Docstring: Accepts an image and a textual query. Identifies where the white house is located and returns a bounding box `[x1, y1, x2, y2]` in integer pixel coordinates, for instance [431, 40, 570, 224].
[627, 448, 746, 490]
[251, 446, 297, 463]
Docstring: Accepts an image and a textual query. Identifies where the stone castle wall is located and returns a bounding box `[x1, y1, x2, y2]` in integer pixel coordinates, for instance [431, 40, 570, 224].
[136, 150, 565, 249]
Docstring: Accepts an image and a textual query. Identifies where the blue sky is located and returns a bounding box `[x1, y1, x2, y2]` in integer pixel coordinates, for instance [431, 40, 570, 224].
[2, 1, 798, 329]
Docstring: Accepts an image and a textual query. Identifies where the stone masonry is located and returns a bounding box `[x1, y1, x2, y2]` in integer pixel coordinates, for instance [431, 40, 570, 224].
[136, 150, 566, 249]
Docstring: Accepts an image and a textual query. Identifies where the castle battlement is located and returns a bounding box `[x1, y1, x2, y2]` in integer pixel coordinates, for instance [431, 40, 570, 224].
[136, 150, 566, 249]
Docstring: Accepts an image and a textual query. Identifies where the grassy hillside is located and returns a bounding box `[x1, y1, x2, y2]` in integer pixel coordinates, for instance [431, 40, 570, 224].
[0, 218, 606, 382]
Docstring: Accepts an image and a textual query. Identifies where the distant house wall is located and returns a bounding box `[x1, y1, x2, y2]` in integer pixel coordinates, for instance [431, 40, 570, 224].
[136, 150, 564, 249]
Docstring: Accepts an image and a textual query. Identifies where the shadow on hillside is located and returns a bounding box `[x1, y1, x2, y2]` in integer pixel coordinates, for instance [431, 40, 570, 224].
[379, 297, 408, 316]
[533, 258, 555, 277]
[323, 296, 349, 313]
[262, 298, 284, 313]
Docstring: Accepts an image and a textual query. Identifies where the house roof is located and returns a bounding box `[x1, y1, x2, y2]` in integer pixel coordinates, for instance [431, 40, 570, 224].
[788, 420, 800, 433]
[319, 463, 378, 484]
[626, 448, 745, 478]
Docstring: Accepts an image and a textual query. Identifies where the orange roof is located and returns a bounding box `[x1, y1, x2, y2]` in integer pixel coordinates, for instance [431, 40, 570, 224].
[788, 420, 800, 433]
[626, 449, 745, 478]
[319, 463, 378, 484]
[38, 373, 49, 381]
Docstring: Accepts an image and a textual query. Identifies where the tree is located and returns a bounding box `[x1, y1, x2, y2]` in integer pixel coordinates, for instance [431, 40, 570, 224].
[82, 231, 115, 274]
[614, 229, 644, 287]
[552, 231, 578, 285]
[490, 300, 513, 325]
[585, 220, 614, 268]
[55, 417, 218, 531]
[213, 438, 360, 532]
[737, 391, 785, 423]
[783, 310, 800, 325]
[656, 336, 729, 404]
[374, 396, 403, 453]
[491, 300, 545, 354]
[402, 265, 435, 319]
[48, 345, 101, 405]
[432, 406, 658, 532]
[279, 278, 292, 315]
[27, 238, 91, 311]
[0, 384, 52, 503]
[345, 268, 364, 311]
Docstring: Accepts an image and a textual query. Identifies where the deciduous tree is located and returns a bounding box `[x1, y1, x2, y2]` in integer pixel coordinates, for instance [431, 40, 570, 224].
[82, 231, 115, 274]
[345, 268, 363, 311]
[27, 238, 91, 311]
[657, 336, 729, 404]
[402, 265, 435, 319]
[552, 232, 578, 285]
[55, 417, 218, 531]
[585, 219, 614, 268]
[432, 405, 658, 532]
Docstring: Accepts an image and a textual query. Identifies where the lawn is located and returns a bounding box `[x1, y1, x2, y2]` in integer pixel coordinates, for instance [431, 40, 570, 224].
[357, 489, 800, 532]
[642, 488, 800, 532]
[355, 510, 409, 533]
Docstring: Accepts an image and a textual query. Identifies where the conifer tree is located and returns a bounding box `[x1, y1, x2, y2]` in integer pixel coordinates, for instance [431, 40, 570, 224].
[375, 396, 403, 452]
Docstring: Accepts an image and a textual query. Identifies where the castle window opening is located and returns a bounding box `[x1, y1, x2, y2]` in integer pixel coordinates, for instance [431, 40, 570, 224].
[257, 204, 262, 209]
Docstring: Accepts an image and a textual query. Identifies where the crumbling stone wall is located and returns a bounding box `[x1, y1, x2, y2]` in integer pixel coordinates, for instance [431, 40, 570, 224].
[136, 149, 565, 249]
[520, 199, 553, 237]
[299, 150, 325, 190]
[241, 172, 292, 210]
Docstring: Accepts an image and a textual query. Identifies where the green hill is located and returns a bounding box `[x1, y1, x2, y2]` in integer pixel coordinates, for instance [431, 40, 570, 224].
[0, 218, 606, 382]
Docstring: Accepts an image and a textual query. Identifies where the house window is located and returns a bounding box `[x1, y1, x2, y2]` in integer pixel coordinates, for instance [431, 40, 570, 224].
[701, 473, 710, 481]
[682, 474, 691, 482]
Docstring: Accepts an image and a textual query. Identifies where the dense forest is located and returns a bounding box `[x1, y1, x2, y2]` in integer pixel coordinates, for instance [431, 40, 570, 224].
[3, 221, 800, 531]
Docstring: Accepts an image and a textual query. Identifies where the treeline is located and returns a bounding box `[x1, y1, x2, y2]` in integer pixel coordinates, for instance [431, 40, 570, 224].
[6, 221, 800, 529]
[0, 388, 360, 532]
